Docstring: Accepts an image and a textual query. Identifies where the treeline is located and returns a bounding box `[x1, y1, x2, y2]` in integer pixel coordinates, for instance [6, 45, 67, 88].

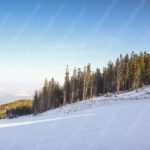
[0, 100, 32, 119]
[6, 106, 32, 117]
[33, 51, 150, 114]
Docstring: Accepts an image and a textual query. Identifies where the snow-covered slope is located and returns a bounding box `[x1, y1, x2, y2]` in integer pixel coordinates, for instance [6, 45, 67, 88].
[0, 87, 150, 150]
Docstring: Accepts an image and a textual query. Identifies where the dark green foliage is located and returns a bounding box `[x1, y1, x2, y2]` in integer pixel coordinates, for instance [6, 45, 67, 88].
[0, 100, 32, 119]
[6, 106, 32, 117]
[33, 51, 150, 114]
[63, 66, 70, 104]
[33, 78, 63, 114]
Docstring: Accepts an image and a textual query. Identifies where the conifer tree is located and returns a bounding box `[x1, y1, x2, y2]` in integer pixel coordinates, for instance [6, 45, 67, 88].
[33, 90, 39, 115]
[94, 68, 102, 96]
[42, 79, 49, 111]
[77, 68, 83, 101]
[33, 51, 150, 114]
[63, 65, 70, 104]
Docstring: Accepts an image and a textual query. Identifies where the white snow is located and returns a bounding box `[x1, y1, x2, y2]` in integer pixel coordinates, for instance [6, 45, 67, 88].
[0, 87, 150, 150]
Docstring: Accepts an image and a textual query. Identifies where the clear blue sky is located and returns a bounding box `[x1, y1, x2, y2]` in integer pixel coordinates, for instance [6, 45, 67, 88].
[0, 0, 150, 85]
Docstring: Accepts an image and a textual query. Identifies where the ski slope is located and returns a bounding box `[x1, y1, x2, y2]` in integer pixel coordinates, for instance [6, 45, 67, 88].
[0, 87, 150, 150]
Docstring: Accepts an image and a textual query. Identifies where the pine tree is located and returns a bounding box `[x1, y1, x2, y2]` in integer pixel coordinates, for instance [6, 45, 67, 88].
[77, 68, 83, 101]
[82, 64, 92, 99]
[123, 54, 130, 90]
[70, 67, 78, 103]
[33, 51, 150, 114]
[93, 68, 102, 96]
[144, 52, 150, 85]
[33, 90, 39, 115]
[63, 65, 70, 105]
[107, 61, 115, 92]
[42, 79, 49, 111]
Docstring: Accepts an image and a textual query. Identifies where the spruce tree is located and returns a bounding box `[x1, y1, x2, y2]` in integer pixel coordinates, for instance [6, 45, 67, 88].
[63, 65, 70, 105]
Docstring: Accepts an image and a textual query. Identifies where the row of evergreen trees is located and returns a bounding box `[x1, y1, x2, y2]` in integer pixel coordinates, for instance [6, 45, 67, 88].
[33, 51, 150, 114]
[6, 106, 32, 117]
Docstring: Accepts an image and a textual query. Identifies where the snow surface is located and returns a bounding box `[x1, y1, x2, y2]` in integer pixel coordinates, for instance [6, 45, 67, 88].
[0, 87, 150, 150]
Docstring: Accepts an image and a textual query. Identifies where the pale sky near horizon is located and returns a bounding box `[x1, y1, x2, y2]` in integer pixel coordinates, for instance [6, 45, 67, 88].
[0, 0, 150, 97]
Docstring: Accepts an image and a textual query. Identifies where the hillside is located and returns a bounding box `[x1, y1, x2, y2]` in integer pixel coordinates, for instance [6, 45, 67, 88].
[0, 87, 150, 150]
[0, 100, 33, 119]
